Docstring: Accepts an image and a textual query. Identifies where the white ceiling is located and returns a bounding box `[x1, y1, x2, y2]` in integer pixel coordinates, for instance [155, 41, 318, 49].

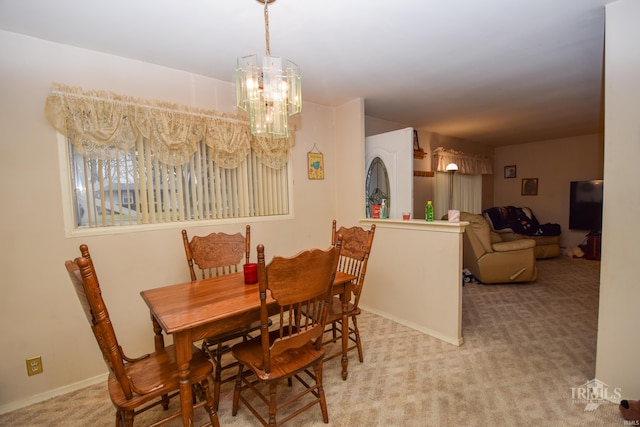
[0, 0, 612, 146]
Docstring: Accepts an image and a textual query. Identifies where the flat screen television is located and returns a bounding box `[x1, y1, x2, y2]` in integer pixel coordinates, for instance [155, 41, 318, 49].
[569, 180, 603, 231]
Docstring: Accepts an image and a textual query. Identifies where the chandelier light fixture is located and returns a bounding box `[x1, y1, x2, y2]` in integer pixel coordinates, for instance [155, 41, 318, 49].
[236, 0, 302, 138]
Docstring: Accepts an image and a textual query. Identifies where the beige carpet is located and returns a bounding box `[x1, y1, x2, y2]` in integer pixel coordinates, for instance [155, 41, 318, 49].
[1, 256, 625, 426]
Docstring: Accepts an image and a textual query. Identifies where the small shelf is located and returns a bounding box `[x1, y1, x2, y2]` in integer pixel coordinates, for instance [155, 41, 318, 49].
[360, 218, 468, 234]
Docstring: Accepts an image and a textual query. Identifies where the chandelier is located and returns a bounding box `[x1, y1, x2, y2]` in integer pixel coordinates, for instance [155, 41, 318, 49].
[235, 0, 302, 138]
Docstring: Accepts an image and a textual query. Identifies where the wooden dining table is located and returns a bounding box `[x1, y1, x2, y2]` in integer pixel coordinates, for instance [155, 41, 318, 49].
[140, 269, 357, 427]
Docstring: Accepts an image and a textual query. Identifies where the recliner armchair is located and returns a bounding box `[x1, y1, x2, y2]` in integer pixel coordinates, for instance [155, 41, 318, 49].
[460, 212, 537, 284]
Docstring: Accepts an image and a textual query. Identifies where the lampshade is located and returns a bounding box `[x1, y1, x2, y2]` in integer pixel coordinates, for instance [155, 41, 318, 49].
[235, 0, 301, 138]
[445, 163, 459, 171]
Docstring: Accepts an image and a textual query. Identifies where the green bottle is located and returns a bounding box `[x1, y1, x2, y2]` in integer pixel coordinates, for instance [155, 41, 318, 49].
[426, 200, 434, 222]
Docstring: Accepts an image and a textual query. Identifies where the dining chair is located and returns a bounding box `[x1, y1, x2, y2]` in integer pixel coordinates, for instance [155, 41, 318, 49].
[182, 226, 251, 280]
[231, 240, 342, 426]
[182, 226, 263, 411]
[65, 244, 219, 427]
[324, 220, 376, 364]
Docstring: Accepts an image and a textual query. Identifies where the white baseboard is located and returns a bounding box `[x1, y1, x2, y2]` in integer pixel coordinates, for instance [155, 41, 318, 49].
[0, 373, 108, 415]
[360, 305, 464, 346]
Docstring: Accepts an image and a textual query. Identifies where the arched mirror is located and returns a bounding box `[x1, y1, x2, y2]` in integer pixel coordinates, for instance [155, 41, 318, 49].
[366, 156, 390, 217]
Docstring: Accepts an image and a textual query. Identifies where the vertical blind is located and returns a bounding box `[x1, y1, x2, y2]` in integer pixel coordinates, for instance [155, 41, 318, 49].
[72, 138, 289, 227]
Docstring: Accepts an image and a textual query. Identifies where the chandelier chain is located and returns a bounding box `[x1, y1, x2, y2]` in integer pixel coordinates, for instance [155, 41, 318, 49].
[263, 0, 271, 56]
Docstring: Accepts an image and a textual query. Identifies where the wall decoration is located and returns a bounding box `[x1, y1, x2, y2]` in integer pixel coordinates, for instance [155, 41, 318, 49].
[413, 129, 425, 158]
[504, 165, 516, 179]
[307, 145, 324, 180]
[521, 178, 538, 195]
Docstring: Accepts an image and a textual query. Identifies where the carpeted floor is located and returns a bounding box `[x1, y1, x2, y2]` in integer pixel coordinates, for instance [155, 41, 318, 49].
[2, 256, 625, 426]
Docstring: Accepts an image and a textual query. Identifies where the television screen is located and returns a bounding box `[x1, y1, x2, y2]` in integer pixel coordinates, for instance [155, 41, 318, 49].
[569, 180, 603, 231]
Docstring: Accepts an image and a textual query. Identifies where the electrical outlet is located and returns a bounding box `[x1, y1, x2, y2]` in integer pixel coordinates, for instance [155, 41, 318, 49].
[26, 356, 43, 376]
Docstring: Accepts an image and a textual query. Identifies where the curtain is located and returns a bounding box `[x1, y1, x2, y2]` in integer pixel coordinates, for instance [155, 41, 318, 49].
[455, 173, 483, 213]
[432, 147, 492, 175]
[434, 172, 482, 219]
[44, 82, 295, 169]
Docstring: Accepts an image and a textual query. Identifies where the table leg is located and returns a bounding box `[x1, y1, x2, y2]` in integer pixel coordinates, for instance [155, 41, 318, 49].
[341, 288, 350, 380]
[175, 332, 194, 427]
[150, 314, 171, 410]
[151, 314, 165, 351]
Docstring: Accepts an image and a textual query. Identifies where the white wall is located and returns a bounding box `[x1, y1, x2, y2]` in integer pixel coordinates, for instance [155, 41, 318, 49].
[0, 30, 363, 410]
[364, 115, 405, 137]
[493, 134, 603, 249]
[359, 220, 465, 346]
[336, 100, 366, 225]
[596, 0, 640, 399]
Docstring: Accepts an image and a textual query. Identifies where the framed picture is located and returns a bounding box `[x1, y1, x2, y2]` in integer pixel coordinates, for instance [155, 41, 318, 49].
[307, 151, 324, 180]
[521, 178, 538, 196]
[504, 165, 516, 179]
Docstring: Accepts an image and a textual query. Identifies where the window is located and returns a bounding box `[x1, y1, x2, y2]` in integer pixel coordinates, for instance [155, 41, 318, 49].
[47, 83, 294, 234]
[365, 157, 390, 218]
[431, 146, 492, 217]
[69, 137, 290, 229]
[434, 173, 483, 218]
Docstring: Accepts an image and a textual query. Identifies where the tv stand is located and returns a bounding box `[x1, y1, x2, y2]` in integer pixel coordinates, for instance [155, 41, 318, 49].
[583, 230, 601, 260]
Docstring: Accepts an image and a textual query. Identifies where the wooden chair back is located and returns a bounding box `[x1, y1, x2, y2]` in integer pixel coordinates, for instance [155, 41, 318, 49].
[65, 244, 134, 400]
[182, 226, 250, 280]
[256, 240, 341, 374]
[332, 220, 376, 308]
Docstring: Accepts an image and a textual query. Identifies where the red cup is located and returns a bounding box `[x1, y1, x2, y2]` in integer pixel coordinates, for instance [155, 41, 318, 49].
[371, 205, 381, 219]
[243, 263, 258, 284]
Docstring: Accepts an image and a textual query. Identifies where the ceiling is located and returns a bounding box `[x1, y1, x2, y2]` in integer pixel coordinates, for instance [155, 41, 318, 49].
[0, 0, 613, 146]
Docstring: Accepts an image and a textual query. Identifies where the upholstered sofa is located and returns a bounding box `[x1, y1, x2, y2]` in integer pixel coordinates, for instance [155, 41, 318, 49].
[482, 206, 561, 259]
[457, 212, 538, 284]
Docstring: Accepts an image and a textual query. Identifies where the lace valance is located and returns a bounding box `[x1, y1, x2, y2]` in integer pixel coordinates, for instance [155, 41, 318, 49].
[432, 147, 493, 175]
[44, 82, 294, 169]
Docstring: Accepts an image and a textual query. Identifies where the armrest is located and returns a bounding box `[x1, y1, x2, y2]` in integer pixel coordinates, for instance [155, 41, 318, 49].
[492, 239, 536, 252]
